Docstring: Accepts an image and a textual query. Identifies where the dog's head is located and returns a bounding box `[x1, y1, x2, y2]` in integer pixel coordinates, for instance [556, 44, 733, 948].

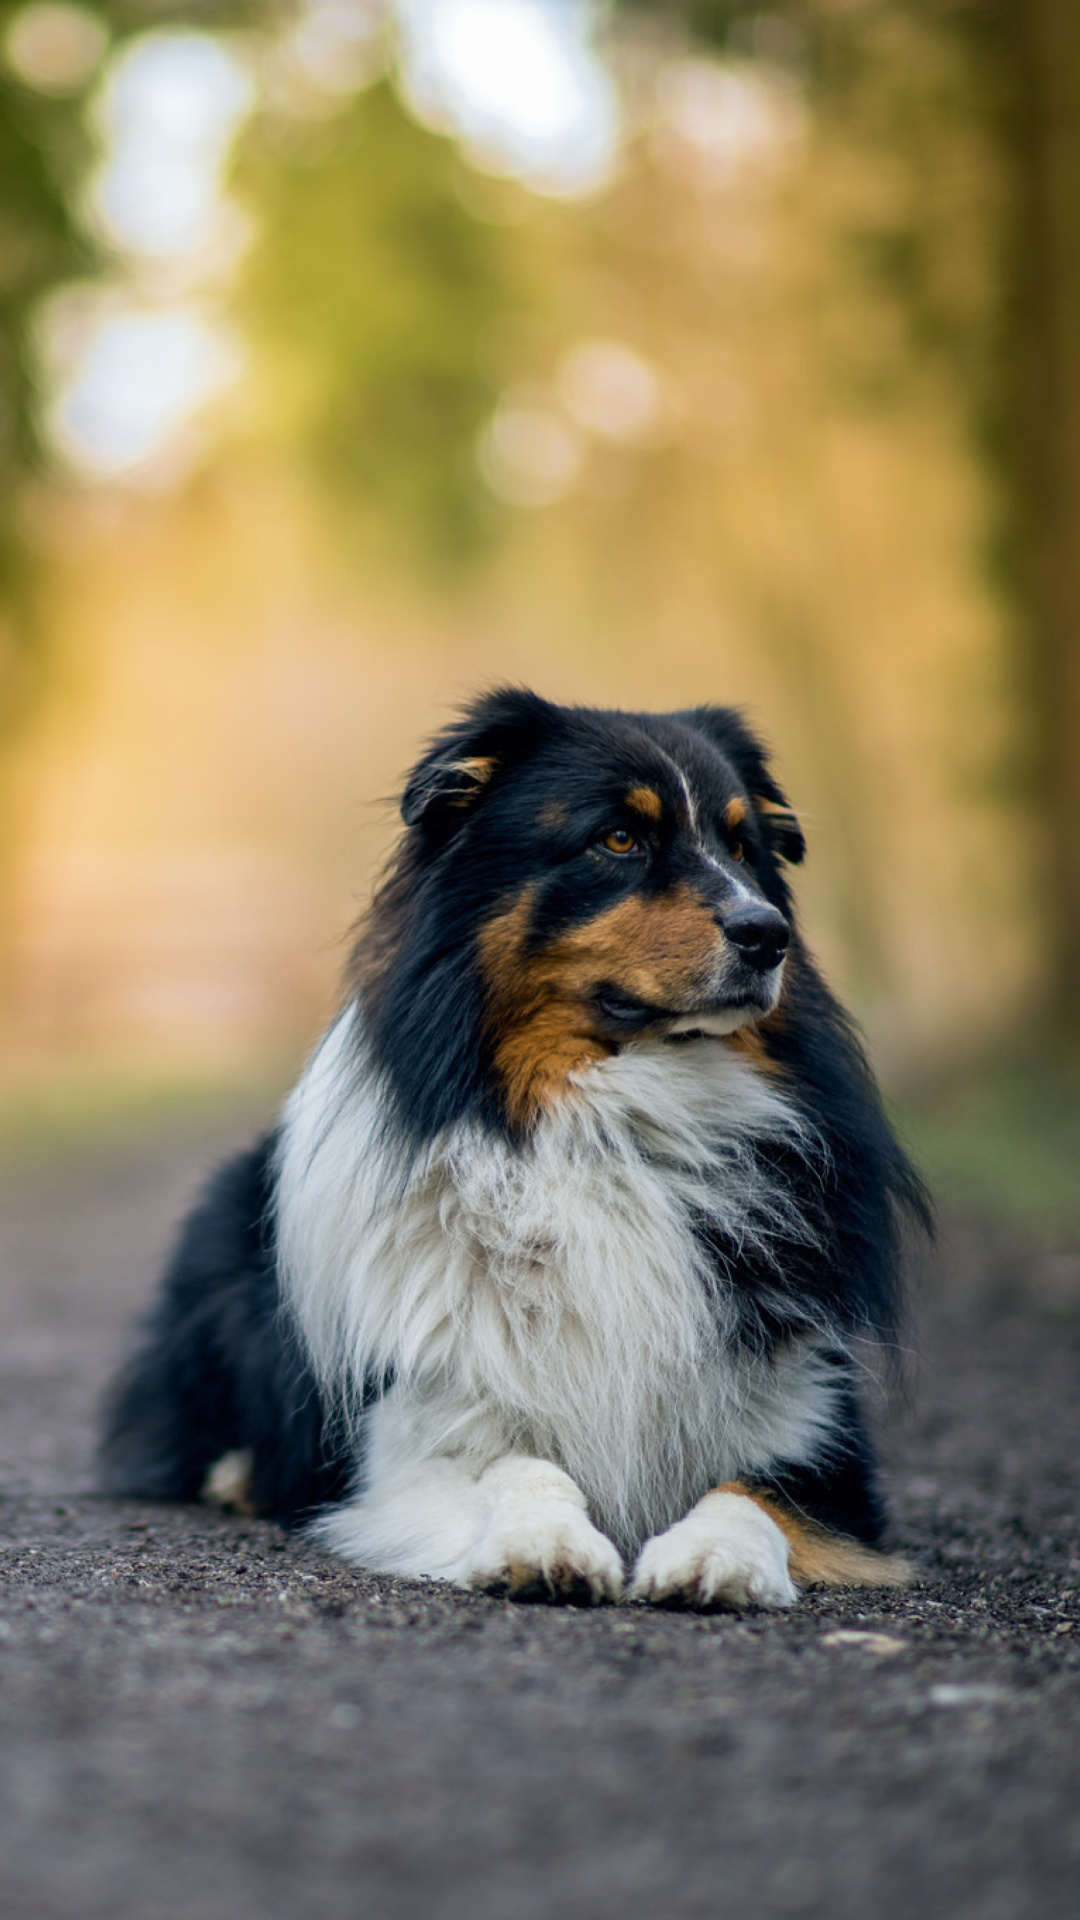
[361, 689, 806, 1134]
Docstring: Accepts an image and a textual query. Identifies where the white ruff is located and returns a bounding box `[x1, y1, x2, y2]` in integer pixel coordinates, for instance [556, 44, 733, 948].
[275, 1005, 839, 1560]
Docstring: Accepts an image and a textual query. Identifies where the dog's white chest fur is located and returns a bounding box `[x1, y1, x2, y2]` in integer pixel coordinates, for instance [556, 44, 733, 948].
[276, 1008, 838, 1555]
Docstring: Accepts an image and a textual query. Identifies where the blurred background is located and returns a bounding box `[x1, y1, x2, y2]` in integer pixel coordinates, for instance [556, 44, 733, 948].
[0, 0, 1076, 1236]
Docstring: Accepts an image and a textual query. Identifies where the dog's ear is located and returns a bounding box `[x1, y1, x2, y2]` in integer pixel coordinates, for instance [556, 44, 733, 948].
[676, 706, 806, 865]
[401, 754, 497, 826]
[748, 790, 806, 865]
[401, 687, 554, 836]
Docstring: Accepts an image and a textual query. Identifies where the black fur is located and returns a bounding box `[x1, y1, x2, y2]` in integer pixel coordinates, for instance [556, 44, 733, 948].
[98, 1136, 351, 1525]
[747, 1368, 889, 1546]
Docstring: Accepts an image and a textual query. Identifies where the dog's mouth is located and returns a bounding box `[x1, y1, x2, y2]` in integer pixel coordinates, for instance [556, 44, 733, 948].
[593, 984, 776, 1037]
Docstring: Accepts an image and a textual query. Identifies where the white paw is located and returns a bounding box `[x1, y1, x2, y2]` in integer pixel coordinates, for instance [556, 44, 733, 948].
[630, 1490, 797, 1610]
[464, 1462, 624, 1604]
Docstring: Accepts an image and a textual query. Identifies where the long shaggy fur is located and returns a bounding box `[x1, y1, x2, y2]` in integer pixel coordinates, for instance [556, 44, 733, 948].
[99, 688, 928, 1607]
[276, 1005, 838, 1555]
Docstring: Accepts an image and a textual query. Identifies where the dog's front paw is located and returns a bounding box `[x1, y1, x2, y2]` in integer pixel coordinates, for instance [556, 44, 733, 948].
[464, 1462, 623, 1604]
[630, 1490, 797, 1610]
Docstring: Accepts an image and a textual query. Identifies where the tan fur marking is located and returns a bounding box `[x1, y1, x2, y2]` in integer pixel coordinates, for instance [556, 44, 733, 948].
[723, 1003, 787, 1076]
[722, 1025, 784, 1079]
[541, 801, 569, 832]
[752, 795, 798, 824]
[489, 1000, 615, 1130]
[550, 887, 723, 1002]
[447, 756, 496, 808]
[479, 883, 725, 1128]
[714, 1482, 914, 1591]
[724, 796, 748, 833]
[626, 785, 663, 822]
[478, 892, 613, 1127]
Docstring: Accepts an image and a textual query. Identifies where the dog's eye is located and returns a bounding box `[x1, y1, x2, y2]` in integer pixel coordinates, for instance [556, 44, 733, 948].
[730, 839, 745, 862]
[600, 828, 639, 855]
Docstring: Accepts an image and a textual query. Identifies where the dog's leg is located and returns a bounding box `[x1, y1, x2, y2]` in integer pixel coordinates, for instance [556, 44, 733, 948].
[314, 1454, 623, 1603]
[462, 1456, 625, 1603]
[630, 1480, 911, 1610]
[630, 1485, 798, 1609]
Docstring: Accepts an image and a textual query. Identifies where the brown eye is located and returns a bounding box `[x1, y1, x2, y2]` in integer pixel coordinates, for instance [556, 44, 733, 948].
[601, 828, 638, 855]
[731, 839, 745, 862]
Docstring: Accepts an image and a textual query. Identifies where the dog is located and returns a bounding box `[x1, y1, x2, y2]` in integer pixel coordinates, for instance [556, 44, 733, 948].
[99, 688, 927, 1608]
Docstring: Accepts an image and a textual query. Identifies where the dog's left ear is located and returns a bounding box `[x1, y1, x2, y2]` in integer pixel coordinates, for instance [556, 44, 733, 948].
[749, 788, 806, 865]
[676, 705, 806, 865]
[401, 686, 555, 837]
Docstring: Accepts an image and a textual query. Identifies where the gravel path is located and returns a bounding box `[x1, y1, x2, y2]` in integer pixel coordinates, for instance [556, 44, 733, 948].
[1, 1115, 1078, 1920]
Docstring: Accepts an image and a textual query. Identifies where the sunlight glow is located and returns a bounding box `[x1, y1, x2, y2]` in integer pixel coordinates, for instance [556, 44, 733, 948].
[3, 2, 105, 93]
[479, 397, 584, 506]
[559, 340, 667, 444]
[42, 297, 242, 487]
[39, 31, 254, 486]
[41, 292, 243, 484]
[399, 0, 618, 197]
[285, 0, 388, 97]
[87, 31, 254, 261]
[653, 58, 805, 188]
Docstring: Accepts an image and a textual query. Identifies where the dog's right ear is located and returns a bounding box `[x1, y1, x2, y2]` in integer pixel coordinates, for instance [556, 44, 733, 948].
[400, 687, 554, 836]
[401, 754, 496, 825]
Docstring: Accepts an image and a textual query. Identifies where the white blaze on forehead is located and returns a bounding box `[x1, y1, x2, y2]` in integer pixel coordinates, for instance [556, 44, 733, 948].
[675, 767, 699, 832]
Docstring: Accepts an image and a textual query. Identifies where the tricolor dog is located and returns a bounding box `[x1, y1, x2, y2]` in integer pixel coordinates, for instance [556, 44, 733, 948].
[100, 690, 926, 1607]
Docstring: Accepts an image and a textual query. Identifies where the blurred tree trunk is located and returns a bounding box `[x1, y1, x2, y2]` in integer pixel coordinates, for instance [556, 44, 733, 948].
[1010, 0, 1080, 1047]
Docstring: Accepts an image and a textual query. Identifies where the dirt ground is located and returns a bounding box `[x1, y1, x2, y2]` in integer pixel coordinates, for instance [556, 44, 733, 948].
[1, 1111, 1078, 1920]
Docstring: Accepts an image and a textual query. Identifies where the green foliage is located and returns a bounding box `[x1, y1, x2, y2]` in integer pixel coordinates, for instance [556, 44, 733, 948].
[0, 44, 94, 732]
[235, 81, 517, 566]
[0, 76, 87, 478]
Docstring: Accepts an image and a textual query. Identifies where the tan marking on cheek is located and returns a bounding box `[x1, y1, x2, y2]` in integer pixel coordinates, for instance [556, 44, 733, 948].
[626, 785, 663, 822]
[477, 889, 536, 983]
[551, 886, 723, 1006]
[713, 1483, 913, 1591]
[479, 884, 726, 1129]
[489, 1002, 615, 1131]
[478, 890, 613, 1131]
[724, 796, 748, 834]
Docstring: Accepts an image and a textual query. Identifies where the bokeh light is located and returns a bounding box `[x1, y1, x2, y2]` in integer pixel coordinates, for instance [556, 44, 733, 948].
[398, 0, 618, 195]
[3, 0, 106, 94]
[86, 30, 254, 262]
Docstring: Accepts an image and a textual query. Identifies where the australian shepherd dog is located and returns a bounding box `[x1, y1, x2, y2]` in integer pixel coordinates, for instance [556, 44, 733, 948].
[99, 689, 927, 1608]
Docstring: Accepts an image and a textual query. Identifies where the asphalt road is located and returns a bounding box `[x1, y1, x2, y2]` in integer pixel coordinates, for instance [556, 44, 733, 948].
[1, 1113, 1078, 1920]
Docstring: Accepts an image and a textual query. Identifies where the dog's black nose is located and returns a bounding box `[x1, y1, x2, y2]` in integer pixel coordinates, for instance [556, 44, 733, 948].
[723, 904, 790, 971]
